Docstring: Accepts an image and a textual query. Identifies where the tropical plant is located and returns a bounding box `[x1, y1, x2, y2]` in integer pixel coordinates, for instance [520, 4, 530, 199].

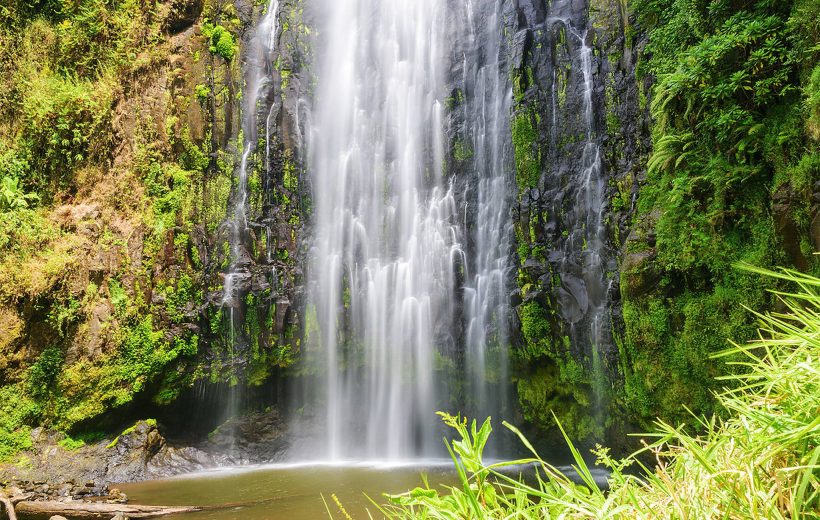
[0, 176, 38, 212]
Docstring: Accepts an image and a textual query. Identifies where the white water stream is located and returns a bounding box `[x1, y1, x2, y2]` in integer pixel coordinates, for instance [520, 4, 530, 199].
[297, 0, 513, 460]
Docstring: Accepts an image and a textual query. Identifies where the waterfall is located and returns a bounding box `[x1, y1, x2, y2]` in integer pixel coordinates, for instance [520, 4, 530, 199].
[293, 0, 514, 461]
[223, 0, 281, 315]
[575, 31, 611, 396]
[457, 0, 514, 435]
[302, 0, 454, 461]
[219, 0, 281, 453]
[546, 4, 613, 409]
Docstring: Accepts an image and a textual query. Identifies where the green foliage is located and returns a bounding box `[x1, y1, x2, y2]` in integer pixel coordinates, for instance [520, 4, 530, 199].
[55, 0, 132, 78]
[163, 273, 197, 324]
[624, 0, 820, 423]
[511, 107, 540, 190]
[0, 385, 37, 461]
[54, 315, 182, 428]
[58, 435, 85, 450]
[0, 0, 212, 460]
[0, 149, 30, 179]
[514, 298, 603, 440]
[48, 293, 81, 337]
[26, 345, 65, 399]
[108, 278, 128, 315]
[362, 267, 820, 519]
[452, 140, 473, 162]
[807, 64, 820, 141]
[517, 301, 551, 359]
[179, 126, 210, 172]
[194, 83, 211, 104]
[145, 162, 194, 234]
[0, 175, 38, 211]
[106, 418, 158, 448]
[22, 76, 110, 197]
[202, 22, 237, 61]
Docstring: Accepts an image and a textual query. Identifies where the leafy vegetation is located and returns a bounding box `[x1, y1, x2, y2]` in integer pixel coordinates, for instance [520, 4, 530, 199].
[338, 266, 819, 519]
[511, 107, 541, 191]
[202, 21, 237, 61]
[0, 0, 239, 460]
[0, 175, 38, 212]
[619, 0, 820, 424]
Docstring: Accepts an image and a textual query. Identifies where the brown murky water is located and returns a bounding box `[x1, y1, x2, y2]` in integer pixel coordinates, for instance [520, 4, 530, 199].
[118, 461, 459, 520]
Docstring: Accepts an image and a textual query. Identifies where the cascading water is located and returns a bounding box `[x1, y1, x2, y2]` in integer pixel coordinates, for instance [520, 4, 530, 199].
[574, 29, 611, 404]
[219, 0, 281, 449]
[223, 0, 281, 328]
[303, 0, 455, 461]
[456, 0, 514, 430]
[543, 3, 613, 410]
[293, 0, 515, 461]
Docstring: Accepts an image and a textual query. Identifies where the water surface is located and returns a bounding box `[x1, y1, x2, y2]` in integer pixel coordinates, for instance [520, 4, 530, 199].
[119, 462, 458, 520]
[119, 458, 611, 519]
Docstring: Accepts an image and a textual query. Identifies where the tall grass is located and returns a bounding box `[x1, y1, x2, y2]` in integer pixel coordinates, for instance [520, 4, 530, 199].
[328, 266, 820, 519]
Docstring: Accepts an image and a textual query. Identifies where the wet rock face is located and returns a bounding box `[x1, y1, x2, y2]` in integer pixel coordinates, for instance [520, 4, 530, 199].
[506, 0, 651, 438]
[509, 0, 632, 356]
[204, 410, 288, 464]
[205, 0, 310, 370]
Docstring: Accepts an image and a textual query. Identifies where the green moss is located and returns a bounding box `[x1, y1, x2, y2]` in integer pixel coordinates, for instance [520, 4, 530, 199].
[511, 107, 540, 191]
[58, 435, 85, 451]
[21, 76, 111, 198]
[453, 140, 473, 162]
[283, 157, 299, 191]
[516, 364, 601, 442]
[0, 385, 36, 461]
[26, 345, 64, 399]
[194, 84, 210, 104]
[807, 64, 820, 141]
[106, 419, 157, 449]
[518, 301, 551, 360]
[179, 127, 210, 173]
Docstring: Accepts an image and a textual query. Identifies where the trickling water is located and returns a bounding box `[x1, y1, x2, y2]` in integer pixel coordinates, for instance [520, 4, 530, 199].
[223, 0, 281, 308]
[574, 28, 610, 410]
[294, 0, 514, 460]
[547, 9, 613, 410]
[570, 27, 610, 382]
[220, 0, 282, 453]
[457, 0, 514, 429]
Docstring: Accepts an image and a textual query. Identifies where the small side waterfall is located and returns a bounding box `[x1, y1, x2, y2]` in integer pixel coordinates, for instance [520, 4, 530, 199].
[554, 20, 611, 391]
[222, 0, 281, 324]
[219, 0, 281, 448]
[531, 0, 614, 413]
[574, 29, 611, 403]
[457, 0, 514, 431]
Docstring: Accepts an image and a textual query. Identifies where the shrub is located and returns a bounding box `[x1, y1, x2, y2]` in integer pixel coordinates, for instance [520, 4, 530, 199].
[0, 385, 38, 462]
[27, 345, 65, 399]
[0, 175, 38, 212]
[202, 22, 236, 61]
